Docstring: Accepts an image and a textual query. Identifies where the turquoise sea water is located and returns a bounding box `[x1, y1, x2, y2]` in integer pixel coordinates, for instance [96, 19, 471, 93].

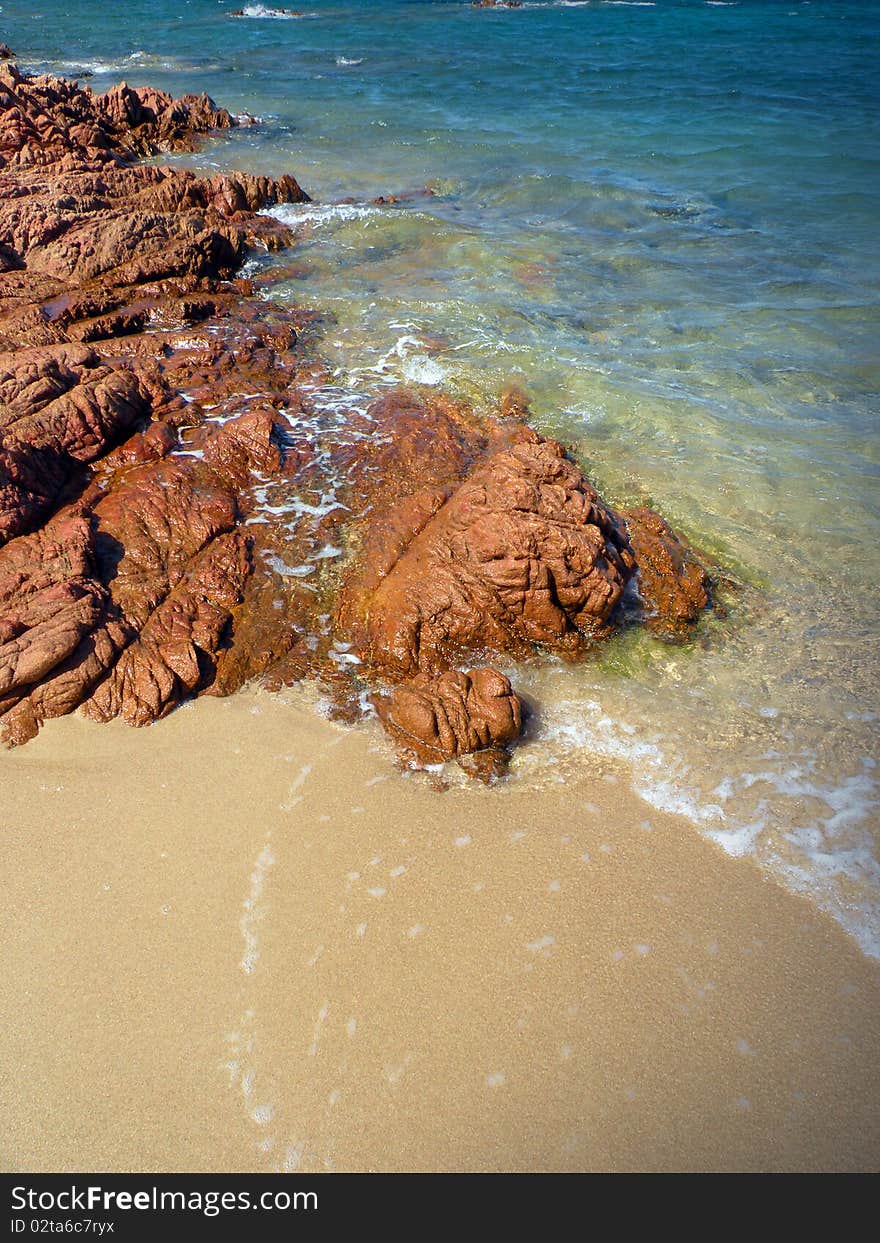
[3, 0, 879, 951]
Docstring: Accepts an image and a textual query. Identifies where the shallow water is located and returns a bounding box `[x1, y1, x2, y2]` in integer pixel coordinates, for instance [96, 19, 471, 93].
[5, 0, 879, 953]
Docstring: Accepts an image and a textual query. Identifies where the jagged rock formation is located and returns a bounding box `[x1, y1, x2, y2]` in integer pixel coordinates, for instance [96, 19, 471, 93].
[0, 64, 718, 774]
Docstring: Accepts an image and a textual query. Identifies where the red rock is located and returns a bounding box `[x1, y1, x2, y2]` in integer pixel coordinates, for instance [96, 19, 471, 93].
[0, 64, 724, 771]
[84, 529, 250, 727]
[0, 66, 311, 740]
[622, 506, 711, 637]
[343, 417, 635, 681]
[0, 508, 103, 694]
[0, 345, 151, 542]
[0, 506, 110, 742]
[373, 668, 522, 767]
[0, 64, 238, 171]
[0, 65, 308, 350]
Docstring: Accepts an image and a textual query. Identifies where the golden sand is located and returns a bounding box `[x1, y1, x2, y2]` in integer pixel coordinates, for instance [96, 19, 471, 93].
[2, 687, 878, 1172]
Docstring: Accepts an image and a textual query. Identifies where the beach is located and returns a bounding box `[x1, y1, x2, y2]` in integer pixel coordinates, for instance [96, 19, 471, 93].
[1, 0, 879, 1176]
[2, 687, 879, 1172]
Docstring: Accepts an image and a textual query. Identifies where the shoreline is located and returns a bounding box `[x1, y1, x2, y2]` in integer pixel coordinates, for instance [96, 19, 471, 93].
[0, 61, 720, 773]
[2, 686, 879, 1173]
[2, 60, 878, 1173]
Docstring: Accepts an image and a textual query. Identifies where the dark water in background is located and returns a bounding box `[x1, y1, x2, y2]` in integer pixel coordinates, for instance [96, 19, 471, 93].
[3, 0, 879, 951]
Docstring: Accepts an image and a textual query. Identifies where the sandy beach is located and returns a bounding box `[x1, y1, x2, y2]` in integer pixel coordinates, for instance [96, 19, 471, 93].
[2, 688, 878, 1173]
[1, 2, 879, 1179]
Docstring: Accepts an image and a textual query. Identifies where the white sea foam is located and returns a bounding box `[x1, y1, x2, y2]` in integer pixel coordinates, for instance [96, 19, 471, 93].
[50, 60, 122, 76]
[546, 701, 723, 825]
[240, 839, 276, 976]
[233, 5, 315, 19]
[268, 202, 381, 229]
[401, 355, 447, 386]
[363, 334, 448, 387]
[540, 699, 880, 958]
[261, 553, 316, 579]
[35, 49, 217, 76]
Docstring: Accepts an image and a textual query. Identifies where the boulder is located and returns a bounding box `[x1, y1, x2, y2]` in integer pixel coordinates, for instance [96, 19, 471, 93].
[622, 506, 712, 638]
[0, 64, 725, 772]
[373, 668, 522, 768]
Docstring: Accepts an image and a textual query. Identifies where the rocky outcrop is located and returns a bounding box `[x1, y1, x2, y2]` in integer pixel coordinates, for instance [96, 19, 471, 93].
[0, 507, 103, 702]
[0, 66, 311, 742]
[0, 63, 307, 354]
[0, 65, 721, 774]
[329, 385, 719, 771]
[340, 424, 635, 680]
[0, 64, 236, 170]
[0, 345, 151, 542]
[622, 506, 712, 639]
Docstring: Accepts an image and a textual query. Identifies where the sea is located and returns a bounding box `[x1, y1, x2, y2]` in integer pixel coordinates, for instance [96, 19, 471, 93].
[3, 0, 878, 954]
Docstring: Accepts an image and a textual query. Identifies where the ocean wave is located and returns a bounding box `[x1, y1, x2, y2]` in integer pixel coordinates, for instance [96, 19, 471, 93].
[31, 50, 218, 76]
[335, 57, 364, 67]
[517, 3, 656, 11]
[122, 49, 220, 72]
[51, 61, 122, 77]
[363, 335, 448, 387]
[267, 202, 382, 229]
[538, 699, 880, 959]
[230, 4, 316, 18]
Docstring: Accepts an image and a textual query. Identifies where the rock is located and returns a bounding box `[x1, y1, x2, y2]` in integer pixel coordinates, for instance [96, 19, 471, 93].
[341, 411, 636, 681]
[622, 506, 711, 638]
[0, 45, 15, 61]
[0, 507, 103, 697]
[0, 64, 240, 170]
[372, 668, 522, 768]
[456, 747, 512, 784]
[0, 64, 309, 357]
[0, 64, 725, 770]
[83, 527, 250, 727]
[0, 506, 109, 743]
[0, 65, 312, 741]
[332, 389, 641, 770]
[0, 345, 151, 543]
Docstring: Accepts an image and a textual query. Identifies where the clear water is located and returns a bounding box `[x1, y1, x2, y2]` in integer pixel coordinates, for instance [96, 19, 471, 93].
[5, 0, 879, 952]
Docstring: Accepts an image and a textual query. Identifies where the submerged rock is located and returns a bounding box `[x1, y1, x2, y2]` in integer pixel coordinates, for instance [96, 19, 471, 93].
[0, 64, 722, 773]
[622, 506, 712, 639]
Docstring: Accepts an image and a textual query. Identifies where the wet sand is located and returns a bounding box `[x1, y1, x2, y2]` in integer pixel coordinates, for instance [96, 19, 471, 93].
[1, 687, 878, 1172]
